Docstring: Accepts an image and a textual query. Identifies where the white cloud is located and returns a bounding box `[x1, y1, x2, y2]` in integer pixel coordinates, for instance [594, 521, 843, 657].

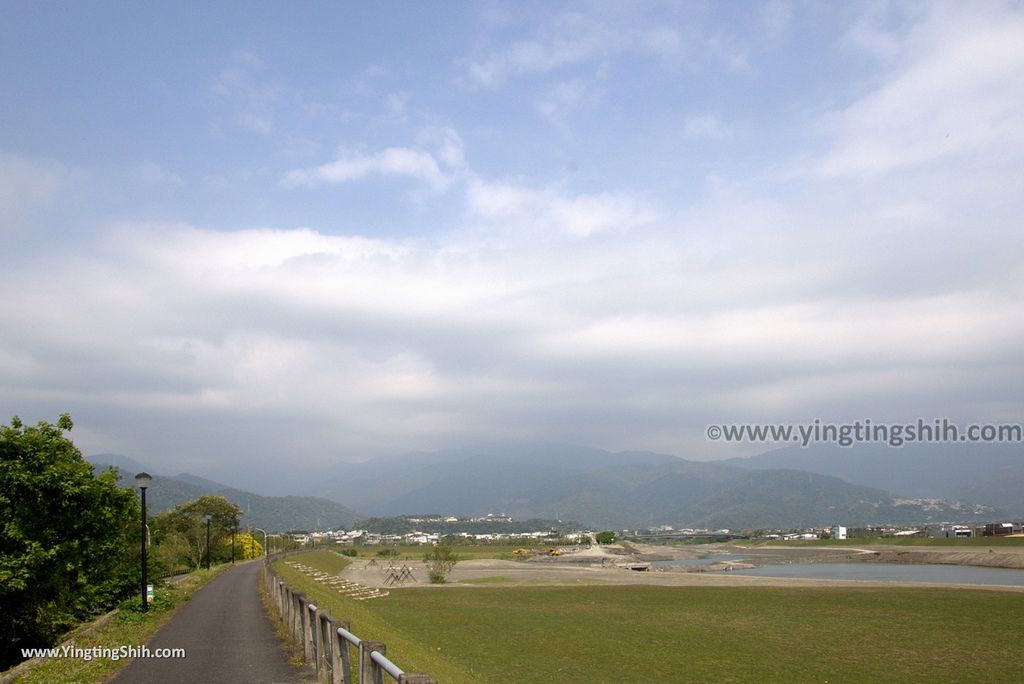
[466, 178, 656, 237]
[283, 146, 449, 189]
[283, 128, 466, 191]
[817, 5, 1024, 176]
[465, 9, 747, 87]
[212, 50, 280, 135]
[536, 79, 589, 122]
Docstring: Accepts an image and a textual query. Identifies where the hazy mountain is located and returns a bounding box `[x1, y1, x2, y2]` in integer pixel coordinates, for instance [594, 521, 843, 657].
[725, 443, 1024, 515]
[312, 444, 1001, 529]
[87, 455, 361, 531]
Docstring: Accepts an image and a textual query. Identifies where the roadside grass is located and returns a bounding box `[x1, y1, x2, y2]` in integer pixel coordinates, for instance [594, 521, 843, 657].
[752, 536, 1024, 547]
[13, 564, 233, 684]
[276, 551, 1024, 683]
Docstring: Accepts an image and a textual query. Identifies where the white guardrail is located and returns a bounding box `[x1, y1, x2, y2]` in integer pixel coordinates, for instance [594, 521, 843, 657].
[263, 554, 436, 684]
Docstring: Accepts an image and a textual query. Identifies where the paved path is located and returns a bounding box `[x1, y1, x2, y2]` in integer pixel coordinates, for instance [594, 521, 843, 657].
[111, 561, 301, 683]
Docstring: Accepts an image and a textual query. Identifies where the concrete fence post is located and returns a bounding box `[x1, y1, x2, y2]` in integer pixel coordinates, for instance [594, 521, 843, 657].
[316, 611, 332, 684]
[298, 596, 312, 662]
[286, 587, 296, 640]
[292, 593, 303, 645]
[307, 604, 319, 675]
[359, 640, 386, 684]
[335, 619, 352, 684]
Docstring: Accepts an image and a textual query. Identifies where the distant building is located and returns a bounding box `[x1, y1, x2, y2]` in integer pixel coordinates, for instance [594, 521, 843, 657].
[983, 522, 1016, 536]
[832, 525, 847, 540]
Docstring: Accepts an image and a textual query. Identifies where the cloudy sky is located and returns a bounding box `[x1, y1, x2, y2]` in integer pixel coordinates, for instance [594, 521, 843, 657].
[2, 1, 1022, 489]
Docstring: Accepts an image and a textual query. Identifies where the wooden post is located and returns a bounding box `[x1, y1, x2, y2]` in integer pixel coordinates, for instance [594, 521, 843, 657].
[359, 640, 386, 684]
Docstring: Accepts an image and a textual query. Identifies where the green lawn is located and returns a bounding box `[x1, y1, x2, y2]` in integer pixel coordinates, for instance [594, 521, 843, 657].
[275, 551, 1024, 683]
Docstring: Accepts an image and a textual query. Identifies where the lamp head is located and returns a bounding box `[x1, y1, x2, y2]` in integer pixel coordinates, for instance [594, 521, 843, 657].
[134, 472, 152, 490]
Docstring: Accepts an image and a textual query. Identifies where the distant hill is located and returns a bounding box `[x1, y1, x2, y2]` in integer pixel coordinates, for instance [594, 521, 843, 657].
[311, 444, 1001, 530]
[87, 455, 361, 531]
[725, 442, 1024, 516]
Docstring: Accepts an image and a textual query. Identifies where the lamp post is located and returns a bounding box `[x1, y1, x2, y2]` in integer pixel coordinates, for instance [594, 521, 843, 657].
[254, 527, 269, 558]
[203, 514, 212, 570]
[134, 472, 152, 612]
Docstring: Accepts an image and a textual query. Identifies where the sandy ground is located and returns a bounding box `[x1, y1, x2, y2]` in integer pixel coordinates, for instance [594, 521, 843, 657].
[340, 543, 1024, 593]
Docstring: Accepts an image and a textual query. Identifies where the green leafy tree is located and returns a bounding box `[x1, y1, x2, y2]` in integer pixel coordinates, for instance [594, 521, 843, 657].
[423, 545, 459, 583]
[0, 415, 140, 669]
[595, 531, 617, 544]
[151, 495, 242, 569]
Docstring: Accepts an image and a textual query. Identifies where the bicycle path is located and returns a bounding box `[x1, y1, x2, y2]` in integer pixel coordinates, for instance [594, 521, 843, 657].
[110, 560, 302, 683]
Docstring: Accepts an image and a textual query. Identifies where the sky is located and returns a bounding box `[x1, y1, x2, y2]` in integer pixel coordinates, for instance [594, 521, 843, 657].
[2, 1, 1022, 490]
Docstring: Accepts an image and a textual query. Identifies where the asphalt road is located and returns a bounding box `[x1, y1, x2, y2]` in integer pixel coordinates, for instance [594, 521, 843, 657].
[110, 561, 301, 683]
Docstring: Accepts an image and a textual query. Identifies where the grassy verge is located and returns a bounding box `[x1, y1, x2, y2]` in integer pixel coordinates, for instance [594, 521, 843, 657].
[276, 550, 1024, 683]
[12, 564, 233, 684]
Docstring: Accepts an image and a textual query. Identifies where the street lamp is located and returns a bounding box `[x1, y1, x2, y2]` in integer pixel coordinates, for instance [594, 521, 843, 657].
[254, 527, 269, 558]
[203, 514, 212, 570]
[134, 472, 152, 612]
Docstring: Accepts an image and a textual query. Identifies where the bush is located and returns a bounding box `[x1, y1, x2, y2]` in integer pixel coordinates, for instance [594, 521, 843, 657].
[423, 546, 459, 584]
[595, 531, 617, 544]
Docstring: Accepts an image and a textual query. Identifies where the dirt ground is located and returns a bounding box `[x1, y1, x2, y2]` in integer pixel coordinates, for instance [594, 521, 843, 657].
[341, 542, 1024, 593]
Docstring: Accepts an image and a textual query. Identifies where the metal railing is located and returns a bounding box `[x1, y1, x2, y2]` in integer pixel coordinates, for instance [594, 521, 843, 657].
[263, 555, 436, 684]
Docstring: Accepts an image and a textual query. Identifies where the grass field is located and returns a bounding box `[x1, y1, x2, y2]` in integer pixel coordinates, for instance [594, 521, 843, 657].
[275, 551, 1024, 683]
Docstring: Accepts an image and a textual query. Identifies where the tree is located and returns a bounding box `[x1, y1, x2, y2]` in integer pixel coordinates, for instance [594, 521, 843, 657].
[0, 415, 140, 669]
[595, 531, 617, 544]
[422, 545, 459, 584]
[230, 532, 263, 559]
[151, 495, 242, 569]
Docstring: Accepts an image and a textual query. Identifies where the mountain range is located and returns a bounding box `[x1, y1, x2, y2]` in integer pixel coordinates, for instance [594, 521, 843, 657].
[307, 444, 1004, 530]
[725, 442, 1024, 516]
[87, 454, 361, 531]
[89, 439, 1020, 531]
